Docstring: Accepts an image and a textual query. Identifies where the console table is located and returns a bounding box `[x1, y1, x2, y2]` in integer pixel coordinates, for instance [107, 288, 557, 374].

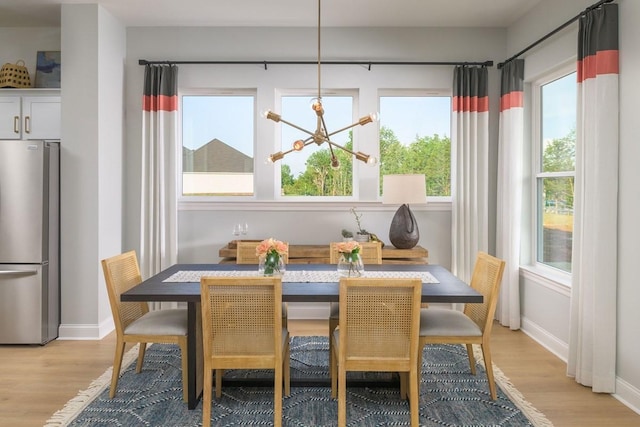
[218, 242, 428, 265]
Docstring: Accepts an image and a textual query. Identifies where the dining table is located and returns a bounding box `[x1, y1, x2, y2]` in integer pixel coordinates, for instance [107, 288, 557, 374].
[121, 262, 482, 409]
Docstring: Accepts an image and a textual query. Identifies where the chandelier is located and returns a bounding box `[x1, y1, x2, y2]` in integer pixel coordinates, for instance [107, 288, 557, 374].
[263, 0, 378, 169]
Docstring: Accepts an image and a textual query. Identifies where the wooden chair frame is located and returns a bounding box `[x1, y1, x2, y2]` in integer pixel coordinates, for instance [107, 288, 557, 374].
[328, 241, 382, 365]
[417, 251, 506, 400]
[330, 277, 422, 427]
[200, 276, 290, 427]
[101, 251, 188, 402]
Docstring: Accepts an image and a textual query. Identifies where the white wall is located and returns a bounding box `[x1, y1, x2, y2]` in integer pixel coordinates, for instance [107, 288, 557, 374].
[509, 0, 640, 413]
[58, 4, 126, 339]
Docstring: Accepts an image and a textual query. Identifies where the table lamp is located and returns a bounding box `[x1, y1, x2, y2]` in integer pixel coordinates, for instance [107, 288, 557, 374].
[382, 174, 427, 249]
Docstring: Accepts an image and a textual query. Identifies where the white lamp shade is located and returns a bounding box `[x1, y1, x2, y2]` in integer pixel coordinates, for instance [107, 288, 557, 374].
[382, 174, 427, 205]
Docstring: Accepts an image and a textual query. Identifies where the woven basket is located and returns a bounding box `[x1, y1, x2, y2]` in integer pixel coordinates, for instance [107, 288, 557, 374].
[0, 60, 31, 88]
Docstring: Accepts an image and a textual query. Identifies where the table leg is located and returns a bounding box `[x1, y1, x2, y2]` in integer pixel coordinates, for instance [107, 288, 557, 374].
[187, 301, 203, 409]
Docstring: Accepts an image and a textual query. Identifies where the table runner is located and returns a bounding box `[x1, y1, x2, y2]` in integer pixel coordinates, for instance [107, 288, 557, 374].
[163, 270, 439, 284]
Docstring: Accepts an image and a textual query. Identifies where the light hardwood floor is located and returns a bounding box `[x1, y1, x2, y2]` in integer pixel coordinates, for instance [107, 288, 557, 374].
[0, 320, 637, 427]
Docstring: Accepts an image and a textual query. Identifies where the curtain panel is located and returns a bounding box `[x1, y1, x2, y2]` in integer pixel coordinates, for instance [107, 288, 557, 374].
[451, 66, 490, 284]
[568, 3, 619, 392]
[495, 59, 525, 330]
[140, 64, 179, 310]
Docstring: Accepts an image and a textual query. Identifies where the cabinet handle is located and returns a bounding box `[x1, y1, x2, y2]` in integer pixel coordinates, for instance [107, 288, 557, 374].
[13, 116, 19, 133]
[24, 116, 31, 134]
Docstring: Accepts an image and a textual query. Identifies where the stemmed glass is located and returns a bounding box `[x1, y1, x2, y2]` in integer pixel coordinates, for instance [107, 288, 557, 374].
[232, 224, 242, 237]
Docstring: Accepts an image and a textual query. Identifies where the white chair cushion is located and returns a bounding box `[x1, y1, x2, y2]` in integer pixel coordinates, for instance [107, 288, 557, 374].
[419, 307, 481, 337]
[124, 308, 188, 336]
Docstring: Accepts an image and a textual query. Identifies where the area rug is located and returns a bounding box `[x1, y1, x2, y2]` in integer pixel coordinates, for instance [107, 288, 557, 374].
[46, 336, 553, 426]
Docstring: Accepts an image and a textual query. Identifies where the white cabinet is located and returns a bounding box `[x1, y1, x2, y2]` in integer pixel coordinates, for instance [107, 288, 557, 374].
[0, 95, 60, 140]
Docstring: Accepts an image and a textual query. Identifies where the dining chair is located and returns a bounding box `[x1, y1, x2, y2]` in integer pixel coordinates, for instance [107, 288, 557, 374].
[330, 277, 422, 427]
[235, 241, 289, 327]
[200, 276, 290, 427]
[101, 250, 189, 401]
[417, 251, 506, 400]
[328, 241, 382, 362]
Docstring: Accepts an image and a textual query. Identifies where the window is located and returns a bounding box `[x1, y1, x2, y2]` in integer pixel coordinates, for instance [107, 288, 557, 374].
[533, 70, 576, 274]
[278, 93, 356, 197]
[378, 93, 451, 197]
[181, 93, 255, 197]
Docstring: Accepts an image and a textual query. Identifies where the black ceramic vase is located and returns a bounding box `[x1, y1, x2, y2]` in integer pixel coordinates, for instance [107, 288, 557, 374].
[389, 204, 419, 249]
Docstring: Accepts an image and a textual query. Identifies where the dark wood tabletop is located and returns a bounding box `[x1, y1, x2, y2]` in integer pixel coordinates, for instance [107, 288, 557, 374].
[121, 263, 482, 304]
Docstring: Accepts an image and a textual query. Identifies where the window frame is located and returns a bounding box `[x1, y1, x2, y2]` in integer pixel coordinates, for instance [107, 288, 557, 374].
[530, 64, 576, 284]
[178, 88, 258, 203]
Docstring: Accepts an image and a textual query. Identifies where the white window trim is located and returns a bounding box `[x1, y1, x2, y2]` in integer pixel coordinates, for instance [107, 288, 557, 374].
[529, 63, 576, 286]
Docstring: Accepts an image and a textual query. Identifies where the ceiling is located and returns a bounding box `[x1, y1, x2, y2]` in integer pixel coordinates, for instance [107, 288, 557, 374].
[1, 0, 542, 28]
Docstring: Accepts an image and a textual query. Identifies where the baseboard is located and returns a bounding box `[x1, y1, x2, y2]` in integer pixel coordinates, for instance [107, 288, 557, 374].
[614, 376, 640, 415]
[58, 317, 114, 340]
[520, 316, 569, 362]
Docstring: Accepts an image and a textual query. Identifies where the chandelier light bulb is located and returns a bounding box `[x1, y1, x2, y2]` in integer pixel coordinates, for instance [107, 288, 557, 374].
[369, 112, 380, 122]
[367, 156, 378, 166]
[293, 140, 305, 151]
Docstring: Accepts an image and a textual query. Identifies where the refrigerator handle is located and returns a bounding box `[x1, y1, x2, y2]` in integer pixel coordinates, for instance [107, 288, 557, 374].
[0, 270, 38, 277]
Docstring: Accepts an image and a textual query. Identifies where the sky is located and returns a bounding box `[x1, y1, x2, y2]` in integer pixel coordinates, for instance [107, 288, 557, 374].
[542, 72, 577, 141]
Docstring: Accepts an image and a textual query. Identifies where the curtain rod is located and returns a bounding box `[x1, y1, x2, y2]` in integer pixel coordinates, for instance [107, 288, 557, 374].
[498, 0, 615, 69]
[138, 59, 493, 70]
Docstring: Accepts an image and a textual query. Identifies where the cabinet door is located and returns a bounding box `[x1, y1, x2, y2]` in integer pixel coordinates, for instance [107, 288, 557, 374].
[22, 97, 61, 140]
[0, 97, 21, 139]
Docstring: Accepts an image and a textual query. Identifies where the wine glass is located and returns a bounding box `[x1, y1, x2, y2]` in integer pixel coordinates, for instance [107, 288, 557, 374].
[232, 223, 242, 237]
[241, 222, 248, 236]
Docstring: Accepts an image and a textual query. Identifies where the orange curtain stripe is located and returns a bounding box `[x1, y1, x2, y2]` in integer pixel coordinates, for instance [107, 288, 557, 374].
[500, 91, 524, 112]
[143, 94, 178, 112]
[453, 95, 489, 113]
[578, 49, 619, 82]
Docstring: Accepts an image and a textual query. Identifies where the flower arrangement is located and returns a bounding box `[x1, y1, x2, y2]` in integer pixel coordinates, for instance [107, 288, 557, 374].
[335, 241, 363, 277]
[256, 238, 288, 276]
[335, 240, 361, 260]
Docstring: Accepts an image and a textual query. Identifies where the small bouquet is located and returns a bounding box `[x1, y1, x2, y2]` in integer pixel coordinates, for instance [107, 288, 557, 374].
[335, 240, 361, 261]
[335, 241, 363, 277]
[256, 238, 288, 276]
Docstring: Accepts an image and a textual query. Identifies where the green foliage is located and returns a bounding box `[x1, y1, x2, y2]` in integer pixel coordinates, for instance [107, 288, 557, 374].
[281, 126, 452, 197]
[542, 129, 576, 210]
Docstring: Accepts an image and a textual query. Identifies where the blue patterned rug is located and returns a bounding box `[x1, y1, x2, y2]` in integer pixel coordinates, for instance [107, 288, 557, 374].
[46, 336, 552, 426]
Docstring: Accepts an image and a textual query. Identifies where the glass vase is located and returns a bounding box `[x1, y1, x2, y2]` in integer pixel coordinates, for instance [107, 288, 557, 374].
[258, 252, 285, 277]
[337, 252, 364, 278]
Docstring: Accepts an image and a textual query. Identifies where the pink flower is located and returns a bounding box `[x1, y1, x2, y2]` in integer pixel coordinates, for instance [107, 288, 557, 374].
[256, 238, 288, 257]
[336, 241, 361, 254]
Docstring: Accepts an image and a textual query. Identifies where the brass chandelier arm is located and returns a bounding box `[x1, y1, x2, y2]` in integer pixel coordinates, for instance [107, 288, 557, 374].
[326, 115, 376, 139]
[276, 116, 317, 138]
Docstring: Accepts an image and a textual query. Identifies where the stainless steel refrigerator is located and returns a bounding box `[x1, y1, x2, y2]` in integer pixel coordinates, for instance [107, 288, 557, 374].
[0, 140, 60, 344]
